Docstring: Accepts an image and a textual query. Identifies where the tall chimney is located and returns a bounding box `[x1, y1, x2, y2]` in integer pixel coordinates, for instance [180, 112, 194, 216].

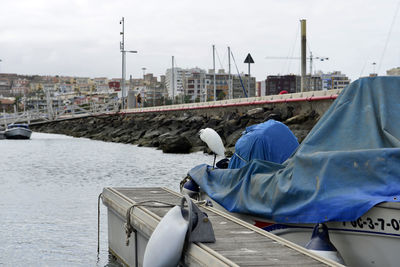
[300, 19, 307, 92]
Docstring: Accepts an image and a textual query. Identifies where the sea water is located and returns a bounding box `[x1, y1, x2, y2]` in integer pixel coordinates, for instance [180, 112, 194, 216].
[0, 132, 211, 266]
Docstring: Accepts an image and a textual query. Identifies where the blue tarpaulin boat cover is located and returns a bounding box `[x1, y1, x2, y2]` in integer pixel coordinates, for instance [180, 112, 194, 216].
[228, 120, 299, 169]
[189, 77, 400, 223]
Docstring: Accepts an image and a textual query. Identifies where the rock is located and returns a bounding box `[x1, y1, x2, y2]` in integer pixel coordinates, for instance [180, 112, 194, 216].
[226, 129, 244, 147]
[265, 113, 282, 121]
[143, 129, 162, 139]
[247, 107, 264, 116]
[30, 101, 327, 155]
[159, 136, 192, 153]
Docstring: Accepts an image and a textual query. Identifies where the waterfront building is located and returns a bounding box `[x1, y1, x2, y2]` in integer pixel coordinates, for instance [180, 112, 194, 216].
[142, 73, 165, 106]
[185, 69, 207, 102]
[265, 75, 299, 95]
[257, 80, 266, 97]
[387, 67, 400, 76]
[109, 79, 121, 92]
[165, 67, 204, 100]
[0, 78, 12, 97]
[11, 78, 30, 96]
[265, 75, 322, 95]
[183, 69, 256, 102]
[93, 77, 109, 93]
[205, 69, 230, 101]
[316, 71, 351, 90]
[232, 74, 256, 98]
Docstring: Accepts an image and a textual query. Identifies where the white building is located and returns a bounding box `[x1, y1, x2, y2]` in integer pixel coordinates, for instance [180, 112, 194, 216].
[165, 67, 205, 99]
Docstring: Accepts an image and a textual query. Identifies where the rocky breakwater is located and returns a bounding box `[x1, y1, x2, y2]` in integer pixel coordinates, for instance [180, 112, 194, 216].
[31, 105, 322, 155]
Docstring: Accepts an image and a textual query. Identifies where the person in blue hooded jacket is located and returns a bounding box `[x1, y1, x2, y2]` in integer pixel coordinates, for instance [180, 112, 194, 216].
[228, 119, 299, 169]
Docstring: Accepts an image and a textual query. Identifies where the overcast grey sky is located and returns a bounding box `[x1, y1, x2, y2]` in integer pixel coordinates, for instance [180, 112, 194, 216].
[1, 0, 400, 81]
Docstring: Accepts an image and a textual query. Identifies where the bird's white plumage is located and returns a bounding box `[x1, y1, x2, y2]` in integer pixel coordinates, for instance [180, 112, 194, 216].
[199, 128, 225, 157]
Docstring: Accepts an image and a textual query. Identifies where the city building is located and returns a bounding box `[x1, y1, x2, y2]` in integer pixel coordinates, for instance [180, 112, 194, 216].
[265, 75, 300, 95]
[93, 77, 109, 93]
[316, 71, 351, 90]
[387, 67, 400, 76]
[186, 70, 207, 102]
[165, 67, 204, 100]
[184, 69, 256, 102]
[265, 74, 323, 95]
[232, 74, 256, 98]
[0, 78, 12, 96]
[205, 69, 230, 101]
[11, 78, 30, 96]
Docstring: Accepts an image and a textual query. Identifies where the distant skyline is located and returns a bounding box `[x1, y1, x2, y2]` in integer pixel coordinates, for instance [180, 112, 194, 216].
[1, 0, 400, 82]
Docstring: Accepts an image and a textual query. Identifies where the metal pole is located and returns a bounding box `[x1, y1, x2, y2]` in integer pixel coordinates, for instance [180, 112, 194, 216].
[300, 19, 307, 92]
[172, 56, 175, 104]
[228, 46, 231, 99]
[247, 63, 250, 97]
[213, 45, 216, 101]
[120, 17, 126, 109]
[3, 109, 7, 129]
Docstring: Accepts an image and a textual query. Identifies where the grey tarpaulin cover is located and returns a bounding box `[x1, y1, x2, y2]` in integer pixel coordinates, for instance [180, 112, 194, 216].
[189, 76, 400, 223]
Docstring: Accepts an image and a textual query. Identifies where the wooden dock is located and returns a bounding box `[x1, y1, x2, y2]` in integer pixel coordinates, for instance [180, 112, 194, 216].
[101, 187, 343, 266]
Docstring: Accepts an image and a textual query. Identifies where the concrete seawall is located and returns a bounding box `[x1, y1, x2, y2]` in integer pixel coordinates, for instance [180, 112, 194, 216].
[31, 89, 340, 155]
[31, 90, 340, 156]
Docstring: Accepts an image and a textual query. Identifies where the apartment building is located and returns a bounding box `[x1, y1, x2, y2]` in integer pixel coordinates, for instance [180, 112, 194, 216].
[165, 67, 204, 99]
[232, 74, 256, 98]
[265, 75, 322, 95]
[387, 67, 400, 76]
[316, 71, 350, 90]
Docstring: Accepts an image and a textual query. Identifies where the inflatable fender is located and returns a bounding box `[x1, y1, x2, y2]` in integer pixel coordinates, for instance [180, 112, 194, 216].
[143, 206, 188, 267]
[305, 223, 345, 265]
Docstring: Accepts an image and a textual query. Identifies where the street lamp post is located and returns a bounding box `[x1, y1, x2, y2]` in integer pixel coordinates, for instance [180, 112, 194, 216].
[120, 17, 137, 110]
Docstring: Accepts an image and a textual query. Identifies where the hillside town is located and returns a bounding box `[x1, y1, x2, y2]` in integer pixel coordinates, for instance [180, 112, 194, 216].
[1, 66, 399, 113]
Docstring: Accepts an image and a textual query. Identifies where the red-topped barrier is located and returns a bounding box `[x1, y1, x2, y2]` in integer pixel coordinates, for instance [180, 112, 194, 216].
[120, 94, 339, 114]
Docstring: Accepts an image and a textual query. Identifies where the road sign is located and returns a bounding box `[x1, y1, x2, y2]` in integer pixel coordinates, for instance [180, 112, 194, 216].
[244, 53, 254, 64]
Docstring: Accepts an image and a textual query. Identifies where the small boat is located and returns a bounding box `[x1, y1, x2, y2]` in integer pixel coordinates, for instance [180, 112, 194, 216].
[189, 192, 400, 267]
[5, 124, 32, 139]
[184, 76, 400, 267]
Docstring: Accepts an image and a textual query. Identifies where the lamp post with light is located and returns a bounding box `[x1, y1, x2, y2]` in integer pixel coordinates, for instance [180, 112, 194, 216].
[120, 17, 137, 110]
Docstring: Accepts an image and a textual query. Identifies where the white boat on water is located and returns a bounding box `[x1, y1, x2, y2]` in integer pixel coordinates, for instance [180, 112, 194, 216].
[5, 124, 32, 139]
[184, 77, 400, 267]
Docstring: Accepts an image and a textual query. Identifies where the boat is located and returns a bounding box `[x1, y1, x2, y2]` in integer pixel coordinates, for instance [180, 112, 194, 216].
[5, 124, 32, 139]
[184, 76, 400, 267]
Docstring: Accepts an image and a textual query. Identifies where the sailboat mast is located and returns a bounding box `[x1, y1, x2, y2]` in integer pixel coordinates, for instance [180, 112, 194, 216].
[213, 44, 216, 101]
[172, 56, 175, 104]
[228, 46, 231, 99]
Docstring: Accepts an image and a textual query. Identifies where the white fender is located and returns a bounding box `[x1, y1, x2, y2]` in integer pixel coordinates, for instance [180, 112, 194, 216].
[143, 206, 188, 267]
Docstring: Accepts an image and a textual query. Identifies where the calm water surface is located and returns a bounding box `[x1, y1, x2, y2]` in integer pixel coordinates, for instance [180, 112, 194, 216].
[0, 132, 211, 266]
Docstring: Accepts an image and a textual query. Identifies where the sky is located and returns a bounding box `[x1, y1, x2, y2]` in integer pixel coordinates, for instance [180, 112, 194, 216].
[1, 0, 400, 82]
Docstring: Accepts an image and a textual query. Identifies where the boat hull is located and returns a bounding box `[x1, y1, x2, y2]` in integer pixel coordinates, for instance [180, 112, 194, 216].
[5, 127, 32, 139]
[200, 192, 400, 267]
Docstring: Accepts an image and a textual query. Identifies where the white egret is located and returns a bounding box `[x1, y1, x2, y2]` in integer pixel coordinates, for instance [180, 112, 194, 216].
[199, 128, 225, 168]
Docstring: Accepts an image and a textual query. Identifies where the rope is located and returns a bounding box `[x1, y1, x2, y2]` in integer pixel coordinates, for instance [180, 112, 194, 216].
[234, 152, 248, 164]
[377, 0, 400, 74]
[124, 198, 208, 246]
[124, 200, 176, 246]
[230, 50, 248, 98]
